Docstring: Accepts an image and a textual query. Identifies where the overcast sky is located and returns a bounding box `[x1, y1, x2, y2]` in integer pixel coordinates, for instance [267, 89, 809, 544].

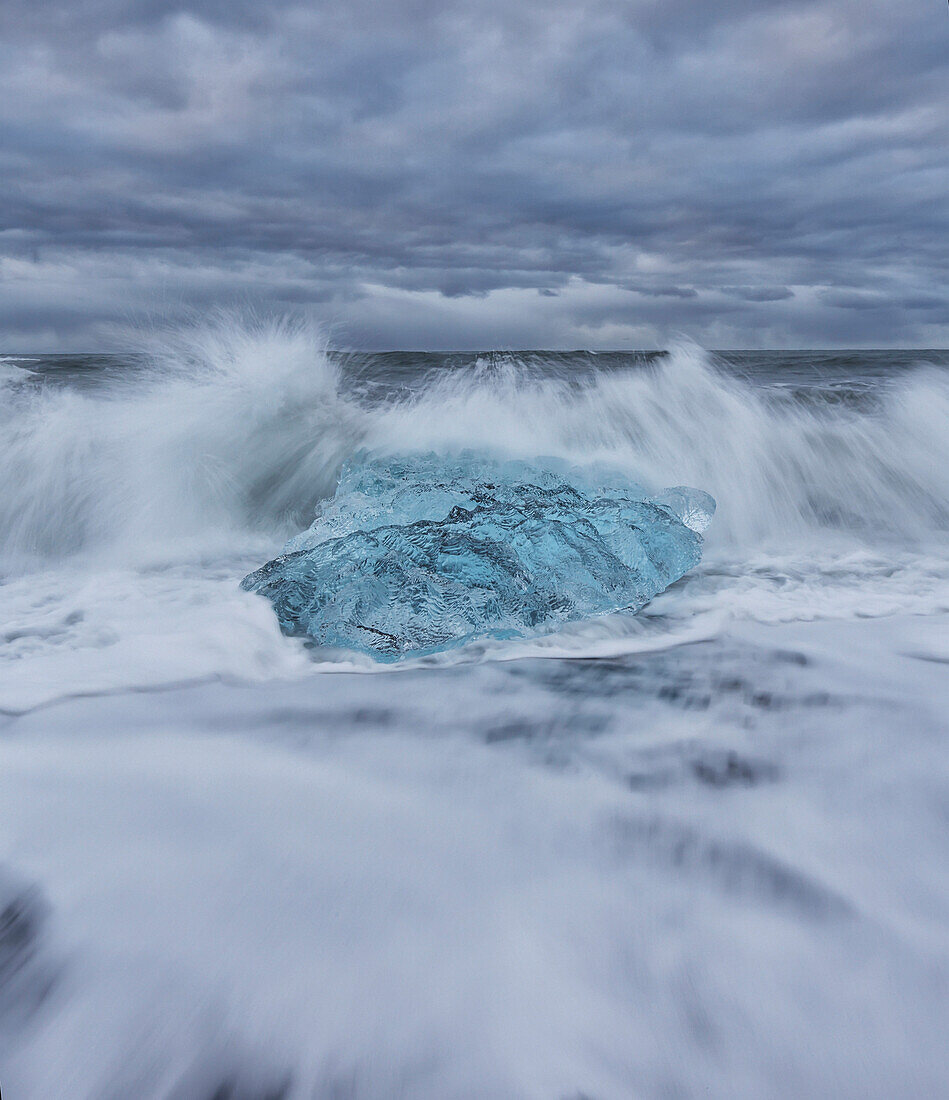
[1, 0, 946, 350]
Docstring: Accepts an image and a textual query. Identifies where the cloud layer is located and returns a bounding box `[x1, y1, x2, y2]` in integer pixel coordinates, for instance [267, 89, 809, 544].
[1, 0, 947, 349]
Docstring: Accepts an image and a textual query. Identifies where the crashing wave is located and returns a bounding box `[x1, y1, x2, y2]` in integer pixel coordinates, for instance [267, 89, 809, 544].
[2, 316, 947, 568]
[241, 453, 715, 660]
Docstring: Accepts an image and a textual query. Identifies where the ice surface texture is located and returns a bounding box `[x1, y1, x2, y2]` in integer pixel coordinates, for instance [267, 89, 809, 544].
[242, 453, 715, 660]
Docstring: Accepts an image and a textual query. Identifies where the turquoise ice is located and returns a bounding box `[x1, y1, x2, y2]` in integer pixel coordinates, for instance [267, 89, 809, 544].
[242, 453, 715, 661]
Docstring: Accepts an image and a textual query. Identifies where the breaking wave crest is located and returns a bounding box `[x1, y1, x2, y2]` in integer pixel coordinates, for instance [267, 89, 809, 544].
[1, 315, 947, 568]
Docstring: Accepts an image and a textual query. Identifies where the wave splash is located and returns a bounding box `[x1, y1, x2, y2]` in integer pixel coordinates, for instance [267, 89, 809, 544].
[0, 318, 362, 563]
[0, 315, 947, 570]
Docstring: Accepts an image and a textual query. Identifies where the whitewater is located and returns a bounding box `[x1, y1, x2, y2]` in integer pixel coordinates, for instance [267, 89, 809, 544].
[1, 320, 947, 1098]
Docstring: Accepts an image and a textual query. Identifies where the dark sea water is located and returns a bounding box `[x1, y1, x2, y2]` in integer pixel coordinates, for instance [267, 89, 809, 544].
[9, 345, 944, 390]
[1, 329, 947, 1098]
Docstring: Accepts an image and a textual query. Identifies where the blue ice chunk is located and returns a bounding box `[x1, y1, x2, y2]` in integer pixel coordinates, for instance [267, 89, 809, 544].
[242, 453, 715, 661]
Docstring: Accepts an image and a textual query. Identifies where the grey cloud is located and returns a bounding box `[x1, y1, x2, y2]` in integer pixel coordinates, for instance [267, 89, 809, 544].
[899, 295, 947, 312]
[818, 289, 891, 310]
[723, 286, 794, 302]
[628, 285, 699, 299]
[0, 0, 947, 349]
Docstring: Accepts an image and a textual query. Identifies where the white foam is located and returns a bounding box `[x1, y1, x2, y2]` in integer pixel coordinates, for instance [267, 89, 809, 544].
[1, 613, 948, 1097]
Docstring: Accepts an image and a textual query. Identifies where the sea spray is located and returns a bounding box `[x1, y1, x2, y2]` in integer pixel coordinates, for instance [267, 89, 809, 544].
[0, 317, 946, 573]
[0, 317, 364, 563]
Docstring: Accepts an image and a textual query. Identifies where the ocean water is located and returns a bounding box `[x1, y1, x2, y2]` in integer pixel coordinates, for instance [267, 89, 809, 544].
[0, 323, 947, 1098]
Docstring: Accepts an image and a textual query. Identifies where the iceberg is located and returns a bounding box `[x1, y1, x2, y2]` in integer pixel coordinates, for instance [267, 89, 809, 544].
[242, 453, 715, 661]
